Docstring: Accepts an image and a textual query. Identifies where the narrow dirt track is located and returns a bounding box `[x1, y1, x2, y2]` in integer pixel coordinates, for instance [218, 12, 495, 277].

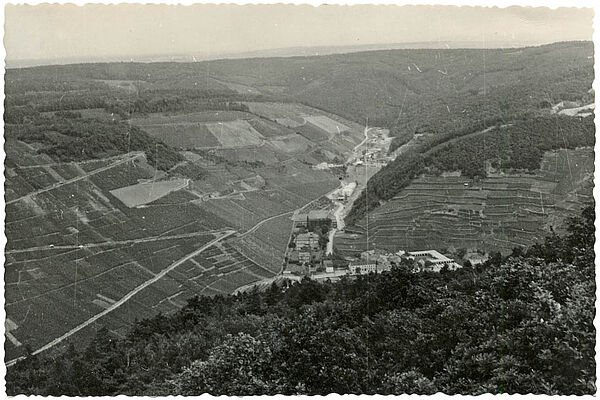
[7, 152, 144, 206]
[6, 230, 236, 367]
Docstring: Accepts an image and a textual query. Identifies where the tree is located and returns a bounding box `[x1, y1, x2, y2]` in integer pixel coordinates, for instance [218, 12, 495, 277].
[171, 333, 276, 395]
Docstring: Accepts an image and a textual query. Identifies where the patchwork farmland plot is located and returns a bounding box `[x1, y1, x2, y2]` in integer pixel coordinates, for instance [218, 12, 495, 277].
[304, 115, 349, 135]
[3, 141, 286, 362]
[215, 147, 285, 165]
[129, 112, 260, 149]
[140, 124, 221, 148]
[248, 118, 296, 138]
[267, 135, 313, 154]
[4, 98, 364, 364]
[206, 120, 264, 147]
[295, 123, 330, 142]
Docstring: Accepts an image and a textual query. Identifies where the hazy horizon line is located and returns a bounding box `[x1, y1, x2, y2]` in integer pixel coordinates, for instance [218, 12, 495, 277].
[5, 39, 589, 69]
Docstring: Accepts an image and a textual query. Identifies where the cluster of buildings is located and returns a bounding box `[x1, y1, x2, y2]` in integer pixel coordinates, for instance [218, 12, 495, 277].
[291, 210, 331, 231]
[290, 248, 463, 281]
[289, 231, 321, 265]
[406, 250, 463, 272]
[330, 181, 357, 202]
[286, 210, 333, 273]
[352, 128, 393, 167]
[314, 162, 344, 170]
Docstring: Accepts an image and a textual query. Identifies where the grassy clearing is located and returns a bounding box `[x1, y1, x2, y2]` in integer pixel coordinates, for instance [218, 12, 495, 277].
[109, 179, 189, 208]
[304, 115, 349, 134]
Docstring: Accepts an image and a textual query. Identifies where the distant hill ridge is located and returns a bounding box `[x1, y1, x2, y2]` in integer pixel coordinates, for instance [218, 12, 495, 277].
[6, 39, 552, 69]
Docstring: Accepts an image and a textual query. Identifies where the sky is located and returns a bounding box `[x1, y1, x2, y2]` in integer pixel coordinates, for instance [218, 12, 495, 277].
[3, 4, 594, 64]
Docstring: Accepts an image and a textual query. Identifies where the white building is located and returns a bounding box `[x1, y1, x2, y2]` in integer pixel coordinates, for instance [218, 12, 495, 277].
[348, 262, 378, 275]
[408, 250, 462, 272]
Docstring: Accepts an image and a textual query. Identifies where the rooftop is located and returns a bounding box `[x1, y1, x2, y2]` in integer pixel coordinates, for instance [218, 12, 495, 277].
[408, 250, 452, 262]
[297, 232, 320, 240]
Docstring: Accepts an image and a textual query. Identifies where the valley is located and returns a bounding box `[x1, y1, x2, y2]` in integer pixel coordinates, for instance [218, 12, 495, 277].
[4, 88, 366, 362]
[3, 40, 595, 364]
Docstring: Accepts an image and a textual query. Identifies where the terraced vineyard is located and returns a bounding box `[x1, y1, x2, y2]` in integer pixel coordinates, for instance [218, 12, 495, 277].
[336, 148, 594, 256]
[4, 91, 360, 362]
[4, 140, 284, 362]
[5, 40, 595, 381]
[128, 103, 365, 165]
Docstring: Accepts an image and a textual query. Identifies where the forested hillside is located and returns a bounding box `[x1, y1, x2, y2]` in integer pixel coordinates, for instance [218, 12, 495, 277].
[4, 115, 183, 170]
[11, 42, 588, 219]
[7, 41, 593, 139]
[6, 206, 595, 396]
[346, 114, 594, 225]
[4, 64, 260, 169]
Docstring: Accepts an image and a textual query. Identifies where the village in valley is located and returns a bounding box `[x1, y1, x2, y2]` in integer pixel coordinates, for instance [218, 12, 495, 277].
[4, 2, 596, 394]
[282, 125, 471, 281]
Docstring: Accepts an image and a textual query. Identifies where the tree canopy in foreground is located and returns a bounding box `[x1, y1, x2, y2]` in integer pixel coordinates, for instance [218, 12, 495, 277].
[6, 206, 595, 396]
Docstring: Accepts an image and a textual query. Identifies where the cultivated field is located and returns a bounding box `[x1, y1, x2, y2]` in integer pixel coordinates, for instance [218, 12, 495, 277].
[304, 115, 349, 135]
[336, 148, 594, 256]
[5, 98, 364, 362]
[206, 120, 264, 147]
[129, 112, 260, 149]
[139, 124, 221, 148]
[4, 141, 283, 361]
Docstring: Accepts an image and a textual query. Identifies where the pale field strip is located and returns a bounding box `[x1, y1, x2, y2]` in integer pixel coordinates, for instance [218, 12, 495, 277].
[109, 178, 190, 208]
[303, 115, 349, 134]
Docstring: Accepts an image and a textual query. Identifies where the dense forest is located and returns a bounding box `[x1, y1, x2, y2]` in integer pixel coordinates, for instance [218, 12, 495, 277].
[425, 115, 595, 178]
[6, 206, 595, 395]
[4, 114, 183, 171]
[4, 62, 263, 170]
[345, 114, 595, 226]
[206, 41, 593, 148]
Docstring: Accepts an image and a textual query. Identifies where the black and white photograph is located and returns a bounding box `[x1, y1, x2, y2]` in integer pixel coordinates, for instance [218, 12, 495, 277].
[1, 1, 597, 396]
